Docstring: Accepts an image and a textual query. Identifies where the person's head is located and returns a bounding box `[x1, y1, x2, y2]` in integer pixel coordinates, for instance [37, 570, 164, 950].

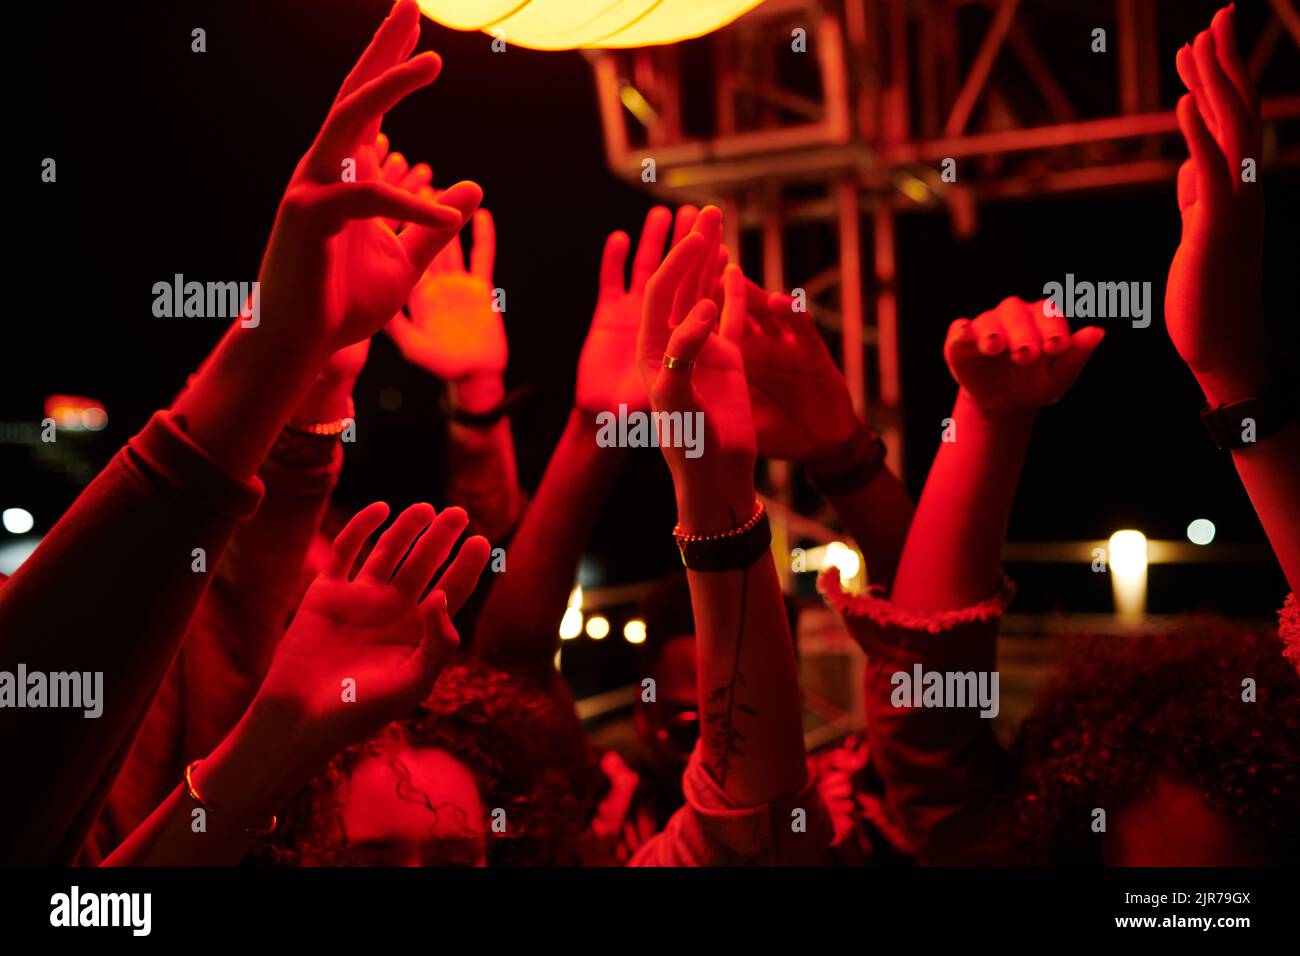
[1014, 622, 1300, 865]
[258, 658, 599, 866]
[633, 574, 701, 775]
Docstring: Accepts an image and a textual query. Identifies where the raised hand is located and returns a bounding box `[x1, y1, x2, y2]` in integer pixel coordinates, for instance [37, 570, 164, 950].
[1167, 4, 1270, 404]
[744, 286, 863, 463]
[385, 202, 507, 381]
[945, 297, 1104, 418]
[257, 0, 482, 354]
[576, 205, 698, 415]
[254, 501, 490, 760]
[638, 206, 756, 530]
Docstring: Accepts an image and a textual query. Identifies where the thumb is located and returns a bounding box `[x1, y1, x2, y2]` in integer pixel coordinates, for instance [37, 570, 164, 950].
[655, 300, 717, 409]
[399, 180, 483, 274]
[1051, 326, 1105, 390]
[410, 590, 460, 688]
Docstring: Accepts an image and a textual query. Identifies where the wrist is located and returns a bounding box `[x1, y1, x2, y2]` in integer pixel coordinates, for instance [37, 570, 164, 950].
[293, 374, 356, 424]
[804, 417, 873, 477]
[194, 698, 316, 825]
[448, 374, 505, 415]
[954, 389, 1038, 431]
[674, 478, 758, 536]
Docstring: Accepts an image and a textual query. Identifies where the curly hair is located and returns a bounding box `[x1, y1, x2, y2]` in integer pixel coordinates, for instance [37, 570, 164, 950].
[250, 658, 602, 866]
[1013, 621, 1300, 864]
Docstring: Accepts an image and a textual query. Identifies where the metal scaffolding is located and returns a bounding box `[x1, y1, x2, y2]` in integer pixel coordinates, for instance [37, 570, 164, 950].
[586, 0, 1300, 492]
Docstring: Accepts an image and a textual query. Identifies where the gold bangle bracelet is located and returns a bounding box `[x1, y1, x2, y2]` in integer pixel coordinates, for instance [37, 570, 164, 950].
[184, 759, 278, 837]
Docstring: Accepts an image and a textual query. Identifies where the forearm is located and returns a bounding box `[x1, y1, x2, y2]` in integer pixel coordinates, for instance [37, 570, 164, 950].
[891, 391, 1033, 612]
[820, 470, 914, 590]
[0, 409, 263, 862]
[172, 316, 333, 480]
[472, 409, 626, 679]
[104, 701, 314, 867]
[445, 374, 523, 540]
[677, 483, 807, 808]
[1199, 372, 1300, 593]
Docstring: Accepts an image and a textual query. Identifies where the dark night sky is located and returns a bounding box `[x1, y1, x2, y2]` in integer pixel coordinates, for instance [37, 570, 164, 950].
[9, 0, 1298, 617]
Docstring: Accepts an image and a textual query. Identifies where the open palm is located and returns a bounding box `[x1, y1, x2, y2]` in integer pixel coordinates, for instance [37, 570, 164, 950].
[256, 501, 490, 756]
[744, 288, 860, 461]
[1167, 7, 1268, 390]
[255, 1, 481, 354]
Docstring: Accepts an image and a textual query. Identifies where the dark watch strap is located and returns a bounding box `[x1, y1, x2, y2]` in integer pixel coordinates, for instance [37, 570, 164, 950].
[807, 430, 888, 497]
[443, 383, 534, 429]
[1200, 379, 1299, 450]
[676, 511, 772, 573]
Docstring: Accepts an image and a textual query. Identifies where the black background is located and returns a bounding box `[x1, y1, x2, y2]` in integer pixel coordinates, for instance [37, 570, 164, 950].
[8, 0, 1299, 618]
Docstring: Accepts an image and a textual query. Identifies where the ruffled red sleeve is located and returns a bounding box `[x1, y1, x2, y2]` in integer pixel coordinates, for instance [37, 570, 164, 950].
[816, 569, 1017, 864]
[1280, 592, 1300, 676]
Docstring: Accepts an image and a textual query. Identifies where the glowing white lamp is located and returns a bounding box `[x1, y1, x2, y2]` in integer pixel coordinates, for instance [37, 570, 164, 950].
[585, 614, 610, 640]
[1108, 529, 1148, 622]
[824, 541, 862, 587]
[2, 508, 34, 535]
[1186, 519, 1215, 546]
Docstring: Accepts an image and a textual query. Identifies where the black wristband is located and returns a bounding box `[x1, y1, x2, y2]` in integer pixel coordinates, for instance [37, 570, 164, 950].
[1200, 376, 1299, 450]
[675, 509, 772, 573]
[807, 430, 888, 497]
[443, 383, 533, 429]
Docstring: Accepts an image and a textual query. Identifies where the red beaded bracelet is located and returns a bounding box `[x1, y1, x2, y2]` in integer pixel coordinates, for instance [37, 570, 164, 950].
[672, 499, 766, 544]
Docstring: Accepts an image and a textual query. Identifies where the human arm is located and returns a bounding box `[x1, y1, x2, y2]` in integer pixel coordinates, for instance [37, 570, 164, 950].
[629, 212, 833, 864]
[0, 0, 476, 863]
[104, 501, 490, 866]
[1168, 5, 1300, 592]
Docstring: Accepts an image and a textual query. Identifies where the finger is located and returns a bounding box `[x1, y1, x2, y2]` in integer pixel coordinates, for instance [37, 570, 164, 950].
[360, 502, 436, 584]
[409, 591, 461, 687]
[671, 206, 722, 327]
[374, 132, 390, 164]
[1193, 30, 1249, 162]
[1049, 326, 1106, 390]
[310, 53, 442, 178]
[326, 502, 391, 579]
[1000, 299, 1042, 365]
[708, 245, 730, 303]
[630, 206, 674, 291]
[971, 308, 1009, 356]
[1211, 5, 1256, 114]
[1176, 43, 1218, 137]
[599, 230, 631, 297]
[670, 205, 699, 247]
[380, 151, 409, 186]
[431, 535, 491, 615]
[470, 208, 495, 281]
[442, 228, 466, 273]
[640, 233, 706, 368]
[398, 162, 433, 195]
[1176, 159, 1197, 212]
[762, 290, 797, 334]
[1176, 95, 1230, 207]
[943, 318, 980, 367]
[285, 181, 461, 237]
[694, 220, 723, 304]
[1033, 299, 1072, 356]
[399, 180, 483, 272]
[720, 264, 748, 346]
[333, 0, 422, 104]
[392, 507, 470, 601]
[656, 299, 719, 407]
